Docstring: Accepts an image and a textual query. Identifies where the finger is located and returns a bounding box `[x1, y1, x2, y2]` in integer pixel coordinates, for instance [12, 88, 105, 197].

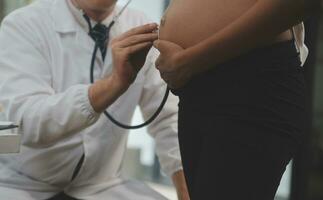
[115, 23, 158, 42]
[125, 42, 153, 55]
[163, 78, 175, 89]
[155, 59, 173, 72]
[159, 72, 169, 84]
[160, 71, 175, 82]
[118, 33, 158, 48]
[168, 82, 177, 89]
[160, 74, 176, 89]
[153, 40, 178, 54]
[155, 56, 162, 70]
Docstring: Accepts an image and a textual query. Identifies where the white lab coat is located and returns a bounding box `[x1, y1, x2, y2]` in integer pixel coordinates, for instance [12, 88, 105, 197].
[0, 0, 182, 199]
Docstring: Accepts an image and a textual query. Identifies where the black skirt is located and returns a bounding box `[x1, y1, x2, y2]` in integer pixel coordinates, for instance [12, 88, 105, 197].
[175, 40, 306, 200]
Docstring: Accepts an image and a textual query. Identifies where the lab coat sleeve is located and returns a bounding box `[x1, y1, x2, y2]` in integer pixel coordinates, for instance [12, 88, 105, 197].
[0, 14, 100, 147]
[138, 48, 183, 177]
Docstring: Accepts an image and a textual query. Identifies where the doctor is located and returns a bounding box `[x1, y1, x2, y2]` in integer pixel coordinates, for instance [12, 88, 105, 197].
[0, 0, 189, 200]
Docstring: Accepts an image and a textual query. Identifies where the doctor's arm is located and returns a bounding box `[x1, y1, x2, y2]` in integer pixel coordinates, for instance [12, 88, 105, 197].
[0, 15, 99, 147]
[0, 14, 157, 147]
[138, 49, 189, 200]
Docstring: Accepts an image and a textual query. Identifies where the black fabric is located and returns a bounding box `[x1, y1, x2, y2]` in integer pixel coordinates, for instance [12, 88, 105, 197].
[0, 124, 18, 130]
[47, 193, 79, 200]
[176, 40, 306, 200]
[71, 154, 85, 181]
[89, 23, 109, 61]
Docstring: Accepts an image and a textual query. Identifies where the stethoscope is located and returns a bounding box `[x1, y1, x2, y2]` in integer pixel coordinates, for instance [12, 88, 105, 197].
[84, 0, 170, 129]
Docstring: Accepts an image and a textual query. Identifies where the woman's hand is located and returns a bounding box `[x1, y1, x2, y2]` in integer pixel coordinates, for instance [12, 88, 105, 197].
[172, 170, 191, 200]
[154, 40, 196, 89]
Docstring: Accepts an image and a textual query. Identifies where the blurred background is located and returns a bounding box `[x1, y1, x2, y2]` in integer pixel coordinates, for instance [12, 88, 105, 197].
[0, 0, 322, 199]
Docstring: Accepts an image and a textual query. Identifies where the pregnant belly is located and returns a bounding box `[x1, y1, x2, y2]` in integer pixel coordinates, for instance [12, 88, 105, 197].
[159, 0, 292, 49]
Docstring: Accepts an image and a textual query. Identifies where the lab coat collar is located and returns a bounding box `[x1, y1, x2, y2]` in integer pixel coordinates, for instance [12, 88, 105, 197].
[51, 0, 77, 33]
[50, 0, 102, 66]
[51, 0, 117, 34]
[67, 0, 117, 33]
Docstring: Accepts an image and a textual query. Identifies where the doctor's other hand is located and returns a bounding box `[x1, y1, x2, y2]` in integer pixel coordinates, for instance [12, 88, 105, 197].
[110, 23, 158, 89]
[153, 40, 194, 89]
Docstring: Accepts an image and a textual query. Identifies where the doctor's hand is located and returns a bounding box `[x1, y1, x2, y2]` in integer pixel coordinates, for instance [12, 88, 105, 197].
[89, 24, 158, 113]
[154, 40, 195, 89]
[110, 23, 158, 90]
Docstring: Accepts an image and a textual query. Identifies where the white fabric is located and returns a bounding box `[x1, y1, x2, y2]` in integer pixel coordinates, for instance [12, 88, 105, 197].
[293, 23, 308, 66]
[72, 180, 169, 200]
[0, 0, 182, 199]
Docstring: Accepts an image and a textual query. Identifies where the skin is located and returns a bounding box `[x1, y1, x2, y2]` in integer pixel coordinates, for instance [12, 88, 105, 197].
[154, 0, 321, 89]
[159, 0, 292, 49]
[72, 0, 189, 199]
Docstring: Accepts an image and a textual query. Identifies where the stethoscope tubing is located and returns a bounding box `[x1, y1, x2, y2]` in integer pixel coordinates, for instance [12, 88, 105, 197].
[90, 42, 170, 129]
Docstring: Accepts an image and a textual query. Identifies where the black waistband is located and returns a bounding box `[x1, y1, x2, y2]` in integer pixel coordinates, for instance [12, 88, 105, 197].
[172, 40, 301, 96]
[218, 40, 300, 70]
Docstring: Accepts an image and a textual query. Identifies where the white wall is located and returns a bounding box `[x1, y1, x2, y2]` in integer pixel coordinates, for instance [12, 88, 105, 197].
[118, 0, 164, 23]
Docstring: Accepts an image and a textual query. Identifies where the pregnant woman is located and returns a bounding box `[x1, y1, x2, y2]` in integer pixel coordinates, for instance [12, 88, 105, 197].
[155, 0, 319, 199]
